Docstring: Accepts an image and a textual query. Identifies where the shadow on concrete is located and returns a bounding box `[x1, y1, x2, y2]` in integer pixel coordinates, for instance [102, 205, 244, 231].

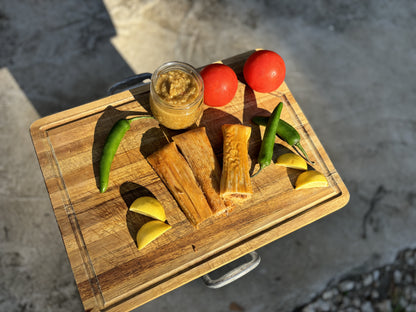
[0, 0, 135, 117]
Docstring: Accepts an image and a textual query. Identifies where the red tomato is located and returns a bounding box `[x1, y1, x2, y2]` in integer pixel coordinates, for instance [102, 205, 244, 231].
[200, 63, 238, 107]
[243, 50, 286, 93]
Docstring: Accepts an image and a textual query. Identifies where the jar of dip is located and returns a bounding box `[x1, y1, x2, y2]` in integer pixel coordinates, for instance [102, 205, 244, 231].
[150, 62, 204, 130]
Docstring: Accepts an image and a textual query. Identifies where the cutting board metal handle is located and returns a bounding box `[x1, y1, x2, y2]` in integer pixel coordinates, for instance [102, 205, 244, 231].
[201, 251, 261, 289]
[107, 72, 152, 95]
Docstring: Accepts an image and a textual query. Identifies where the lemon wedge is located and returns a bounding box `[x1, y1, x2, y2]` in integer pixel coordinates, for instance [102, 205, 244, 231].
[295, 170, 329, 190]
[136, 220, 171, 250]
[276, 153, 308, 170]
[129, 196, 166, 222]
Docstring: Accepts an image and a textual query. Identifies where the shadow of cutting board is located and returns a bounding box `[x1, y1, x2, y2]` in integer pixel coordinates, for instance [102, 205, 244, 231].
[30, 50, 349, 311]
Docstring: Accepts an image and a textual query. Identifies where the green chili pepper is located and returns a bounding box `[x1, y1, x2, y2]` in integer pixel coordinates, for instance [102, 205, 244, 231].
[251, 115, 312, 163]
[99, 116, 153, 193]
[253, 102, 283, 177]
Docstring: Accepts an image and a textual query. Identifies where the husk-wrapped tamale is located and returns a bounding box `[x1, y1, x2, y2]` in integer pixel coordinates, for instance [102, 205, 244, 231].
[220, 124, 253, 200]
[147, 142, 212, 227]
[173, 127, 231, 216]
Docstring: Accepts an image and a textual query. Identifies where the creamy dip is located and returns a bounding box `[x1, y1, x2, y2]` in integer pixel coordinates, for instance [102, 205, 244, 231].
[154, 70, 199, 106]
[150, 63, 203, 130]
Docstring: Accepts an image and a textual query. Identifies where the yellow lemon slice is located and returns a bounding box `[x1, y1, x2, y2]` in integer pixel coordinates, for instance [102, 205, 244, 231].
[295, 170, 328, 190]
[129, 196, 166, 222]
[276, 153, 308, 170]
[136, 220, 171, 250]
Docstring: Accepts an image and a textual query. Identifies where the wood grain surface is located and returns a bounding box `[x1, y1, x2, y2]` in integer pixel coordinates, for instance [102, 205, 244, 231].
[30, 50, 349, 311]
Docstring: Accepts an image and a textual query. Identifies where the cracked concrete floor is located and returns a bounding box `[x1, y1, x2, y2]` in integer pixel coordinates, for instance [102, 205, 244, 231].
[1, 0, 415, 311]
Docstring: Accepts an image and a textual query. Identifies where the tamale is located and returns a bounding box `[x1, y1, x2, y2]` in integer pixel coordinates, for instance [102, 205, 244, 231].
[220, 124, 253, 200]
[173, 127, 231, 216]
[147, 142, 212, 228]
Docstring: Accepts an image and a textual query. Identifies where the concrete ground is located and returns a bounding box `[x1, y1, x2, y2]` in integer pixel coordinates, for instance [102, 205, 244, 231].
[1, 0, 415, 311]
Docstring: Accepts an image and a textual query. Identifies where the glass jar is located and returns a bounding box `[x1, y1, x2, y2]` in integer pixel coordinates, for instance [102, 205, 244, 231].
[150, 61, 204, 130]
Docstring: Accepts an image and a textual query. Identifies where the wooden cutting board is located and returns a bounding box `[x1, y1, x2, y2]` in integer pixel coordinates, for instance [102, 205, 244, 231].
[30, 50, 349, 311]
